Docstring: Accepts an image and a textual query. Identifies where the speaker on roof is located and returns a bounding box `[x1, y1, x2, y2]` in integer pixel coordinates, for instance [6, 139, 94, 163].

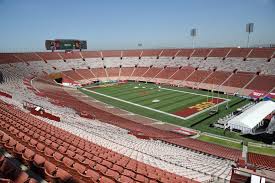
[246, 23, 254, 47]
[190, 28, 197, 37]
[246, 23, 254, 33]
[190, 28, 197, 48]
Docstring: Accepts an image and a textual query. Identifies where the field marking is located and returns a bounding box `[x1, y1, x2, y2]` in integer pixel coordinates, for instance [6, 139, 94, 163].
[82, 87, 229, 120]
[83, 88, 187, 120]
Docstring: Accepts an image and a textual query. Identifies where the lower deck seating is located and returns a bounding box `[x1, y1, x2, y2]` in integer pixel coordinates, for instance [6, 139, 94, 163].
[223, 72, 255, 88]
[165, 138, 241, 161]
[75, 69, 96, 79]
[131, 67, 149, 77]
[170, 67, 194, 80]
[142, 68, 162, 78]
[245, 75, 275, 92]
[185, 70, 212, 83]
[0, 153, 39, 183]
[120, 67, 134, 77]
[156, 67, 178, 79]
[63, 70, 84, 81]
[203, 71, 232, 85]
[106, 68, 120, 77]
[248, 153, 275, 171]
[0, 100, 196, 183]
[91, 68, 107, 78]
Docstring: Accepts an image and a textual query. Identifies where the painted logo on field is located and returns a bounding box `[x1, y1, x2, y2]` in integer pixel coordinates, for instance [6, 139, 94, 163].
[189, 101, 215, 111]
[173, 98, 225, 118]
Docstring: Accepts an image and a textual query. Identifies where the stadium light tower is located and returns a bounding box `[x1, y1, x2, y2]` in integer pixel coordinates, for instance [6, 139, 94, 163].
[246, 23, 254, 48]
[190, 28, 197, 49]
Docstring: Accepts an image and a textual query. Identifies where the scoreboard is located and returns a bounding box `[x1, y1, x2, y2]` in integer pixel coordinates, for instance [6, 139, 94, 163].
[45, 39, 87, 51]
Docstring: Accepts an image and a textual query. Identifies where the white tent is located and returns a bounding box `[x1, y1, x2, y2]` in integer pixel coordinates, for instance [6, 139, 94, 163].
[227, 101, 275, 134]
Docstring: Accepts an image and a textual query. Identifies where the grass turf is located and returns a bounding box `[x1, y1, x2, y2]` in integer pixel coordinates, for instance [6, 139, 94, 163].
[85, 82, 227, 116]
[197, 135, 242, 150]
[79, 82, 256, 142]
[198, 135, 275, 156]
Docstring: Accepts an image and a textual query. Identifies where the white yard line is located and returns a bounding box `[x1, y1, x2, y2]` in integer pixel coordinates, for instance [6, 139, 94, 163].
[82, 88, 230, 120]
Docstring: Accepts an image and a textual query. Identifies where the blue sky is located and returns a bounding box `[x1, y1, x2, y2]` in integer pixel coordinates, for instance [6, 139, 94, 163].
[0, 0, 275, 51]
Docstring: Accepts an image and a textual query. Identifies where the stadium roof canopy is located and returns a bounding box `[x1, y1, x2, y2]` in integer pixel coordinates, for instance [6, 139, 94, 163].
[228, 101, 275, 134]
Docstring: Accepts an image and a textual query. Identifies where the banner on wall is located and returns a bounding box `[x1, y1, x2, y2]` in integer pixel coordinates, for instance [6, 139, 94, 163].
[249, 90, 267, 99]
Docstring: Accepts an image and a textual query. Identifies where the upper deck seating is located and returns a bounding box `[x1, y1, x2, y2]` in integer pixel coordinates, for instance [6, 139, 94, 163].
[122, 50, 141, 57]
[102, 50, 122, 58]
[36, 52, 62, 61]
[227, 48, 251, 58]
[176, 49, 194, 58]
[81, 51, 101, 59]
[103, 57, 121, 68]
[208, 48, 230, 58]
[192, 48, 211, 58]
[0, 53, 21, 64]
[16, 53, 41, 62]
[137, 57, 156, 67]
[85, 58, 104, 68]
[120, 57, 140, 67]
[248, 48, 275, 59]
[141, 49, 161, 57]
[159, 49, 178, 57]
[59, 52, 82, 60]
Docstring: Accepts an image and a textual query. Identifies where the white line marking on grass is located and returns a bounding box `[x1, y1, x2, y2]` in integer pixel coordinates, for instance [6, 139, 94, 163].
[82, 88, 230, 120]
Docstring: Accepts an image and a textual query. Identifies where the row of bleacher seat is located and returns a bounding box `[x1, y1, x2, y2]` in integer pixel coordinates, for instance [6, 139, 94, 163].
[1, 48, 275, 63]
[61, 66, 275, 93]
[0, 58, 274, 95]
[0, 152, 40, 183]
[0, 100, 196, 183]
[2, 52, 275, 74]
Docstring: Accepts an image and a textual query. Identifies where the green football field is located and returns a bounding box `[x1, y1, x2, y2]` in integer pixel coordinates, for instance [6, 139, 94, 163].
[79, 82, 249, 134]
[82, 82, 229, 120]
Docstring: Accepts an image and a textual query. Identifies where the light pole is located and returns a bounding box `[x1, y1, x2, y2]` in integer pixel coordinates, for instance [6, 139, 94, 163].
[246, 23, 254, 48]
[191, 28, 197, 49]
